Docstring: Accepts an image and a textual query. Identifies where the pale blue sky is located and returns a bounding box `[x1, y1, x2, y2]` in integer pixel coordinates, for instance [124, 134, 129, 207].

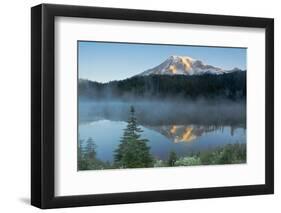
[78, 41, 246, 83]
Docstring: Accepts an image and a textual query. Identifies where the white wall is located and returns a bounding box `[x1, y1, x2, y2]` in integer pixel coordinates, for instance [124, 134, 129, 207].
[0, 0, 279, 212]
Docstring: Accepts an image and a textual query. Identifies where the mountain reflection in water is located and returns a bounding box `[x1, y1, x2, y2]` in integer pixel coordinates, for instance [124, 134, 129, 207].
[151, 125, 242, 144]
[79, 101, 246, 162]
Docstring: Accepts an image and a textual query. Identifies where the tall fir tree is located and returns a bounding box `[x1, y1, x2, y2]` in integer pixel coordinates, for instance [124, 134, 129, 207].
[86, 137, 97, 160]
[114, 106, 153, 168]
[168, 151, 177, 166]
[77, 137, 90, 170]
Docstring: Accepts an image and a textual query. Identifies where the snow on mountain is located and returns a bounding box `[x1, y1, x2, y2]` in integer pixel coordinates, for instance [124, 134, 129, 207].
[138, 55, 241, 76]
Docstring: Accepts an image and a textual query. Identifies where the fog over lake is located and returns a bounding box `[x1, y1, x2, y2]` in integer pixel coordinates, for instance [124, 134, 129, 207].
[79, 99, 246, 163]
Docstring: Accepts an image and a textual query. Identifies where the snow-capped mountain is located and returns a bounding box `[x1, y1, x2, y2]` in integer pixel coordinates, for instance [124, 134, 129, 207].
[138, 55, 242, 76]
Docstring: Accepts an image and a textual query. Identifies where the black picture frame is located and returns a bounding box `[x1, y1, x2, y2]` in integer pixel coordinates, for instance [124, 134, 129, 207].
[31, 3, 274, 209]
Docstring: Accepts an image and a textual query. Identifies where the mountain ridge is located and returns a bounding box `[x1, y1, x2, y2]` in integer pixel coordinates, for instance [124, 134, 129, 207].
[138, 55, 243, 76]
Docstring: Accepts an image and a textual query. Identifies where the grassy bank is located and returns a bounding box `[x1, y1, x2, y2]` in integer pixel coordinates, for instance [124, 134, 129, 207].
[155, 143, 246, 167]
[78, 143, 246, 170]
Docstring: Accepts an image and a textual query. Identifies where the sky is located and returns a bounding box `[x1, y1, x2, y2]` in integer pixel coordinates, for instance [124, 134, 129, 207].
[78, 41, 246, 83]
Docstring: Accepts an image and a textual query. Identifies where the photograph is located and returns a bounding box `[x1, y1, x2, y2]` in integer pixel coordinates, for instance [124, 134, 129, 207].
[77, 41, 247, 170]
[29, 2, 274, 209]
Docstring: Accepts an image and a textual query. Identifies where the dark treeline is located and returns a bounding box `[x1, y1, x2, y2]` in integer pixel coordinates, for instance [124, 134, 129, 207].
[79, 71, 246, 101]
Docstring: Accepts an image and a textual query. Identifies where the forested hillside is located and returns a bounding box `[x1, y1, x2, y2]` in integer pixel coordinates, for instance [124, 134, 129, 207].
[79, 71, 246, 100]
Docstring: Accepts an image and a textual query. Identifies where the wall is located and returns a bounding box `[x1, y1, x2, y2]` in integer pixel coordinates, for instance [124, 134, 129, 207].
[0, 0, 279, 212]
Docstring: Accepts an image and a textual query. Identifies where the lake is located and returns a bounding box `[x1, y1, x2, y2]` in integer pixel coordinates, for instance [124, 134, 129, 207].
[79, 100, 246, 163]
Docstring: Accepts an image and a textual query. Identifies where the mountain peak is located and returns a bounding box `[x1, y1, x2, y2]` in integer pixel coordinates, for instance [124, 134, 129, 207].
[169, 55, 194, 61]
[138, 55, 241, 76]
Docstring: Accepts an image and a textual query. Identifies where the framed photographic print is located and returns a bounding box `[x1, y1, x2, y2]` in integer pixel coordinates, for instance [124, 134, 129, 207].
[31, 3, 274, 209]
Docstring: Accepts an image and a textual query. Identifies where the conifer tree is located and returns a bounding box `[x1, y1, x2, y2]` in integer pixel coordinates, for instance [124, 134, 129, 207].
[86, 137, 97, 160]
[78, 137, 89, 170]
[168, 151, 177, 166]
[114, 106, 153, 168]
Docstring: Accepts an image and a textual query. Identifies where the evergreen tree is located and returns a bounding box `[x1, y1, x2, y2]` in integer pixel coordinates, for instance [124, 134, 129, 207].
[77, 137, 89, 170]
[86, 137, 97, 160]
[114, 106, 153, 168]
[168, 151, 177, 166]
[77, 137, 83, 161]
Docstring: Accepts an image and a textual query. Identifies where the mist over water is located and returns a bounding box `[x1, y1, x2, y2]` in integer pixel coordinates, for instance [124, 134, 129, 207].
[79, 99, 246, 162]
[79, 99, 246, 126]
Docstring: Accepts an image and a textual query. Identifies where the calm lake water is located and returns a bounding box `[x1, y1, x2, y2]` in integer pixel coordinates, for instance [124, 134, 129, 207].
[79, 101, 246, 163]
